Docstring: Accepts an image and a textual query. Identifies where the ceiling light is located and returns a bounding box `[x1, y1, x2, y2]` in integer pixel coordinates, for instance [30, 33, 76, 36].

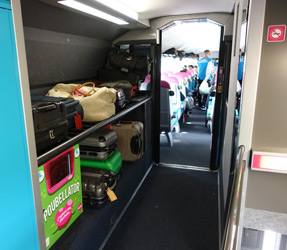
[94, 0, 138, 20]
[58, 0, 128, 25]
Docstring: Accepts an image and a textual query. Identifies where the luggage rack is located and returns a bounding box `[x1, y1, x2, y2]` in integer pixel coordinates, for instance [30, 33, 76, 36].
[37, 97, 151, 166]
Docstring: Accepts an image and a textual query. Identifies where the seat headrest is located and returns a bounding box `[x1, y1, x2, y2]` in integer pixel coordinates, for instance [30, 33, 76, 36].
[161, 80, 171, 89]
[176, 72, 189, 77]
[144, 74, 151, 83]
[172, 74, 184, 81]
[162, 76, 178, 84]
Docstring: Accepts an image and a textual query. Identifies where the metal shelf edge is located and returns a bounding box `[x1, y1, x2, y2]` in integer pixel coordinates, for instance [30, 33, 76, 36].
[37, 97, 151, 166]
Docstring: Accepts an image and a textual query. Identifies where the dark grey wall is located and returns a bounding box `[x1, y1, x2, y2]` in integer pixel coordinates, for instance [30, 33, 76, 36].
[20, 0, 128, 93]
[25, 27, 110, 89]
[246, 0, 287, 213]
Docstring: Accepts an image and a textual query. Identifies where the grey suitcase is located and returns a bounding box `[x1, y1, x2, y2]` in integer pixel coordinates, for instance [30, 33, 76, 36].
[79, 129, 117, 161]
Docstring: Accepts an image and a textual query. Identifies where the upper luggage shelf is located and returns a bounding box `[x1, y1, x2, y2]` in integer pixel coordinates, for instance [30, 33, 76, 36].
[37, 97, 151, 166]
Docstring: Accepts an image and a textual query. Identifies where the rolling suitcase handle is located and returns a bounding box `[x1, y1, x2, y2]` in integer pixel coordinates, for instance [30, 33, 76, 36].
[34, 103, 58, 112]
[130, 124, 143, 155]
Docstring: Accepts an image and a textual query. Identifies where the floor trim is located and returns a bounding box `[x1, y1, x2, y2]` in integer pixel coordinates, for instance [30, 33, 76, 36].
[218, 171, 222, 250]
[99, 164, 153, 250]
[159, 162, 216, 172]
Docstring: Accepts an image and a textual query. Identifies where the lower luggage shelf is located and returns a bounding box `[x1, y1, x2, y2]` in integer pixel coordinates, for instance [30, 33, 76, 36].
[50, 149, 152, 250]
[37, 97, 151, 166]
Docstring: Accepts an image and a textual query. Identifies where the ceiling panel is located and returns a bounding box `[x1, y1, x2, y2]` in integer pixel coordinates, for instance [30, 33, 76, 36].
[118, 0, 235, 19]
[162, 22, 222, 55]
[21, 0, 128, 40]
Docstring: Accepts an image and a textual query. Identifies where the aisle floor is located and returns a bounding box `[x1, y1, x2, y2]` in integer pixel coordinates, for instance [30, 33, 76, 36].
[160, 108, 212, 167]
[103, 166, 219, 250]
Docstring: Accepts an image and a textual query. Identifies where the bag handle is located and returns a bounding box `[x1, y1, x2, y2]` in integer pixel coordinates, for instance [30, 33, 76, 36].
[34, 103, 57, 112]
[69, 82, 96, 98]
[130, 123, 143, 155]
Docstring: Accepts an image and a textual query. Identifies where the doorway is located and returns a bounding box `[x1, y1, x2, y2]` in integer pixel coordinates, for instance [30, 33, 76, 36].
[159, 20, 222, 169]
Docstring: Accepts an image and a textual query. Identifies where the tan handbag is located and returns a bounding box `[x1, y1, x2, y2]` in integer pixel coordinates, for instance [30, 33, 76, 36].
[47, 82, 117, 122]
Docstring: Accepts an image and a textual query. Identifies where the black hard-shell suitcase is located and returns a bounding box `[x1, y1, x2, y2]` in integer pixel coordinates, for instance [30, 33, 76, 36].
[31, 95, 83, 129]
[106, 49, 150, 76]
[81, 167, 117, 209]
[111, 121, 144, 162]
[98, 69, 141, 86]
[79, 129, 117, 161]
[32, 101, 68, 154]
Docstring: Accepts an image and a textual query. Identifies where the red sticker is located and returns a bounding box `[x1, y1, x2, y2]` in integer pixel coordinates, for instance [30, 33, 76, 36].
[267, 25, 286, 42]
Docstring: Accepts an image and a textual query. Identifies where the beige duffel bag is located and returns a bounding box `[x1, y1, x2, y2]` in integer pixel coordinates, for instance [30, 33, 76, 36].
[47, 82, 116, 122]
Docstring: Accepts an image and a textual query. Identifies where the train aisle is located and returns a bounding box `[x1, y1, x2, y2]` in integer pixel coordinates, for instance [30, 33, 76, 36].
[103, 166, 219, 250]
[160, 108, 212, 167]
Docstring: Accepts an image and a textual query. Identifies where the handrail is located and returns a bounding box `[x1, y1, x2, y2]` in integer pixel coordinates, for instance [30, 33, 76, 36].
[222, 145, 246, 250]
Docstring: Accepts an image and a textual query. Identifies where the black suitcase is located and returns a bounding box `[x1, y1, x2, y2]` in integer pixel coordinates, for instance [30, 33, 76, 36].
[106, 49, 150, 76]
[98, 69, 141, 87]
[31, 95, 84, 129]
[78, 129, 117, 161]
[32, 101, 68, 154]
[98, 81, 133, 104]
[81, 167, 117, 209]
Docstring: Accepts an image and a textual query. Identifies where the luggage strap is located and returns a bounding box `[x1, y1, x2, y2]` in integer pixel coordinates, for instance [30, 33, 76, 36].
[131, 85, 138, 97]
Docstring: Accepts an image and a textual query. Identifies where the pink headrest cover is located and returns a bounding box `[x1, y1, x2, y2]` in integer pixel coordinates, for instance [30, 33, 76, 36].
[176, 72, 189, 78]
[172, 74, 184, 81]
[162, 76, 178, 84]
[161, 80, 171, 89]
[144, 74, 151, 83]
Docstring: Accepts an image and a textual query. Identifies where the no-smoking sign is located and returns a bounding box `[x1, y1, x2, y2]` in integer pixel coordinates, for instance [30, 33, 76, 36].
[267, 25, 286, 42]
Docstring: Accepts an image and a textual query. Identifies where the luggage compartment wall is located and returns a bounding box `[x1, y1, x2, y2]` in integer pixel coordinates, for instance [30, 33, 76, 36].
[24, 27, 111, 90]
[20, 0, 128, 93]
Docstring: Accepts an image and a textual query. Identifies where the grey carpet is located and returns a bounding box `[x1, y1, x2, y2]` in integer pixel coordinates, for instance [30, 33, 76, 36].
[103, 166, 219, 250]
[160, 108, 212, 167]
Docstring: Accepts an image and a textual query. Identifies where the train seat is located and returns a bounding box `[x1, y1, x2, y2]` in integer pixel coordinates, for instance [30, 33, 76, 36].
[160, 80, 177, 147]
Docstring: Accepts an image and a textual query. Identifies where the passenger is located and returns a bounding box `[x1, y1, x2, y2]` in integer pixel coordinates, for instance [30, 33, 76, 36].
[192, 65, 199, 105]
[188, 65, 194, 71]
[238, 49, 244, 85]
[197, 49, 214, 110]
